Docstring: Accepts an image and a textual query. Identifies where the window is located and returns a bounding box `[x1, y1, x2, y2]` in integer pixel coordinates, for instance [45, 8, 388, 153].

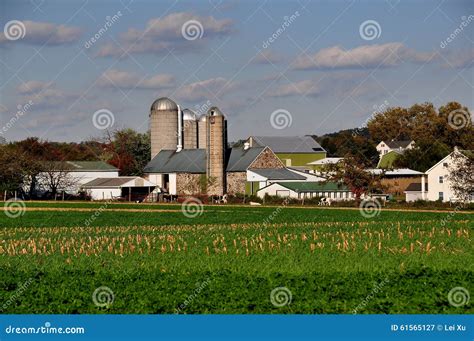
[438, 192, 444, 201]
[439, 176, 444, 184]
[443, 162, 448, 167]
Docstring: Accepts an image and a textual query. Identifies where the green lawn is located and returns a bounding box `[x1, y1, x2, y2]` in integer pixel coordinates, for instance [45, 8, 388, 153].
[0, 204, 472, 314]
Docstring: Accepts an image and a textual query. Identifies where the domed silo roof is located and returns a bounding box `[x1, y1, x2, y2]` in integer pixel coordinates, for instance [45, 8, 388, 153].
[199, 114, 207, 122]
[183, 108, 197, 121]
[151, 97, 178, 111]
[208, 106, 224, 117]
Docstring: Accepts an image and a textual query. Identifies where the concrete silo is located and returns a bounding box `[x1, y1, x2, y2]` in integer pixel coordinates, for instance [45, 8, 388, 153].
[182, 109, 198, 149]
[197, 114, 208, 149]
[150, 97, 179, 159]
[206, 107, 227, 196]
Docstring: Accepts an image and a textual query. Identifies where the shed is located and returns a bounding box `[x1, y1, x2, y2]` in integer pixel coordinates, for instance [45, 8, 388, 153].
[82, 177, 157, 201]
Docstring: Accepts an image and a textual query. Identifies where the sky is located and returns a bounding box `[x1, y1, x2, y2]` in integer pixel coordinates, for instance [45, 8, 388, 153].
[0, 0, 473, 143]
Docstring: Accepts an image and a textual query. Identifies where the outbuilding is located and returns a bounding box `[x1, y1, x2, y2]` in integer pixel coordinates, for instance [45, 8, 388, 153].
[81, 177, 156, 201]
[256, 181, 354, 201]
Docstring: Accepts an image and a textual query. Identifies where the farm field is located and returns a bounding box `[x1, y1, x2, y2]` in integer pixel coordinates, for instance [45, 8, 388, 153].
[0, 202, 473, 314]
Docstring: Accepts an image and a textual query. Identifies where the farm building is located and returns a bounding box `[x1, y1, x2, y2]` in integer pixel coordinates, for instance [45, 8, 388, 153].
[247, 136, 326, 167]
[28, 161, 119, 196]
[404, 148, 473, 202]
[143, 97, 328, 198]
[256, 182, 353, 200]
[367, 168, 423, 196]
[376, 140, 415, 157]
[81, 177, 156, 201]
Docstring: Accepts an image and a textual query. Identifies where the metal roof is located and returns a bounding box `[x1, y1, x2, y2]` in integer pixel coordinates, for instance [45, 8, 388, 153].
[144, 149, 206, 173]
[151, 97, 178, 111]
[226, 147, 266, 171]
[385, 140, 413, 149]
[144, 147, 268, 173]
[183, 108, 197, 121]
[82, 177, 155, 188]
[307, 157, 343, 165]
[47, 161, 118, 172]
[368, 168, 423, 176]
[250, 168, 306, 180]
[250, 136, 325, 153]
[261, 181, 349, 193]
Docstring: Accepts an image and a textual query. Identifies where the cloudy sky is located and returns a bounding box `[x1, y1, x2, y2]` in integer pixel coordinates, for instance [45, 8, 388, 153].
[0, 0, 472, 142]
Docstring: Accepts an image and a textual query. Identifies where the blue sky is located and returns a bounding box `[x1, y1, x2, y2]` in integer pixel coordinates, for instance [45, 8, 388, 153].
[0, 0, 472, 142]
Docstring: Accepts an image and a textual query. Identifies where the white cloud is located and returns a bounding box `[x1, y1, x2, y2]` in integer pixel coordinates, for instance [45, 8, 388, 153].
[254, 50, 282, 64]
[96, 12, 233, 57]
[267, 80, 321, 97]
[17, 80, 53, 94]
[443, 48, 474, 68]
[97, 69, 175, 89]
[293, 43, 436, 70]
[175, 77, 232, 102]
[0, 21, 81, 45]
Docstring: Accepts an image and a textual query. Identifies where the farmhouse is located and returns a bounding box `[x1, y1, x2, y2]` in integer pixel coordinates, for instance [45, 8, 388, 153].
[404, 148, 473, 202]
[376, 140, 415, 158]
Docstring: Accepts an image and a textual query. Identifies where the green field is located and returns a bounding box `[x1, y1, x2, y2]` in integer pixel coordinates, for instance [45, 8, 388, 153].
[0, 202, 472, 314]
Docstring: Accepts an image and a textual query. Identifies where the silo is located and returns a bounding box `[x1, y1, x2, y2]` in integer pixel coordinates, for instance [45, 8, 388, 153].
[182, 109, 198, 149]
[150, 97, 179, 159]
[198, 114, 208, 149]
[206, 107, 226, 196]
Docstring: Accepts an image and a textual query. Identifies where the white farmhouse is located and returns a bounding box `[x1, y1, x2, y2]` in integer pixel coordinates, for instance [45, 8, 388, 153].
[404, 148, 473, 202]
[376, 140, 415, 157]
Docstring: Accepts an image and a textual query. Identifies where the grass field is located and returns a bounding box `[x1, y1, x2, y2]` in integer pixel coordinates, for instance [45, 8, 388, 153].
[1, 202, 472, 314]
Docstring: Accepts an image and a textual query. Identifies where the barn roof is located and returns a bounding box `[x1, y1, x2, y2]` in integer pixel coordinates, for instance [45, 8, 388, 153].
[249, 136, 325, 153]
[250, 168, 306, 180]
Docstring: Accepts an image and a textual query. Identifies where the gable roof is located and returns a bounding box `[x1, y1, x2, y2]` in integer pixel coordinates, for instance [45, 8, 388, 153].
[307, 157, 343, 165]
[143, 147, 268, 173]
[249, 136, 325, 153]
[143, 149, 206, 173]
[226, 147, 266, 171]
[425, 149, 472, 174]
[377, 150, 402, 169]
[82, 177, 155, 188]
[249, 168, 306, 180]
[385, 140, 413, 149]
[47, 161, 118, 172]
[262, 181, 349, 193]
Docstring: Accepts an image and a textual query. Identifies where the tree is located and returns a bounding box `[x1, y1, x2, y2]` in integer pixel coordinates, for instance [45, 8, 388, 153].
[394, 140, 451, 172]
[37, 161, 79, 198]
[103, 129, 151, 176]
[447, 149, 474, 202]
[321, 156, 385, 200]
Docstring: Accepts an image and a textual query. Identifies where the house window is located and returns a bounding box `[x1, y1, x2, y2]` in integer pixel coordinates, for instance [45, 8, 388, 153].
[439, 176, 443, 184]
[438, 192, 444, 201]
[443, 163, 448, 167]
